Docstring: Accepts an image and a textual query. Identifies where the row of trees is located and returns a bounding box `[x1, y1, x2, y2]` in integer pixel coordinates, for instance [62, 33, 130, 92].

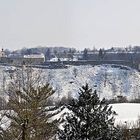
[0, 67, 138, 139]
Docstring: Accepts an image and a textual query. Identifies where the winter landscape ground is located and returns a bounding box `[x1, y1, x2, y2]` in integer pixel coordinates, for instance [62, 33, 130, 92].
[0, 64, 140, 127]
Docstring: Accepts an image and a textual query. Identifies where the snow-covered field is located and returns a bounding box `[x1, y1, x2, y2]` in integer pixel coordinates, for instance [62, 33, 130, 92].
[1, 103, 140, 130]
[51, 103, 140, 128]
[111, 103, 140, 127]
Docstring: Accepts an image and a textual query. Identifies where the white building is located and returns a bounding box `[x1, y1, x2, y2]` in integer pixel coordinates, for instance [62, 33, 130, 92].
[24, 53, 45, 60]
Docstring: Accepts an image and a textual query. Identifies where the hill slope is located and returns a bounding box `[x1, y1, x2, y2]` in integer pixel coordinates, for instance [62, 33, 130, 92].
[41, 64, 140, 100]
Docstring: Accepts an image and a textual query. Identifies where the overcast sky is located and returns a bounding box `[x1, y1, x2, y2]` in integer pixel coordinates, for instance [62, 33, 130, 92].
[1, 0, 140, 50]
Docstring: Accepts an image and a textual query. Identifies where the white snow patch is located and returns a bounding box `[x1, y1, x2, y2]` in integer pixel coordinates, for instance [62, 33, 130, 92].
[111, 103, 140, 127]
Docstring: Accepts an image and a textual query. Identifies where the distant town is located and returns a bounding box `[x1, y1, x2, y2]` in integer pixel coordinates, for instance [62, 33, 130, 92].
[1, 46, 140, 70]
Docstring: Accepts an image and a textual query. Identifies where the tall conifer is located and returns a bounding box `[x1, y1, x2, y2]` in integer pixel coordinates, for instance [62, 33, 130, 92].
[58, 84, 121, 140]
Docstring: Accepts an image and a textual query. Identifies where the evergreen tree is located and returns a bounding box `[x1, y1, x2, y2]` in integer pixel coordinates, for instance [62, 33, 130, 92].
[45, 48, 51, 61]
[0, 66, 60, 140]
[58, 84, 121, 140]
[98, 48, 104, 60]
[83, 48, 88, 60]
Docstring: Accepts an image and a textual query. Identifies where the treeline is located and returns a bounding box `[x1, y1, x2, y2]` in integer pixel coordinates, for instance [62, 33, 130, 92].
[5, 45, 140, 61]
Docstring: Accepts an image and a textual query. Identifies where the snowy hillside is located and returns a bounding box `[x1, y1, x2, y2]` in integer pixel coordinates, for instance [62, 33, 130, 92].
[41, 65, 140, 100]
[0, 64, 140, 101]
